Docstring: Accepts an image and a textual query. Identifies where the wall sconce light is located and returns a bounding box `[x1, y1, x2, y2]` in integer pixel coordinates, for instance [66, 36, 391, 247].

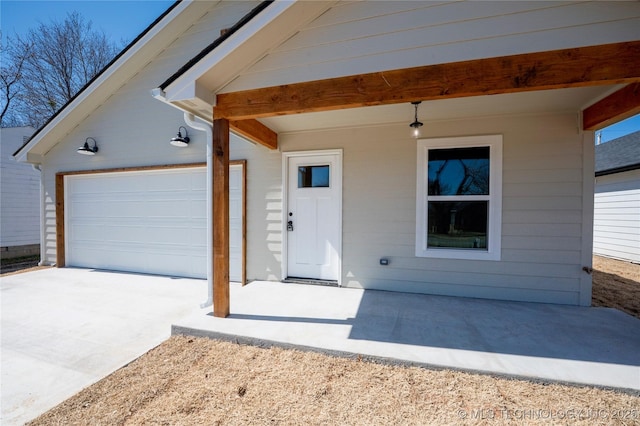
[77, 137, 98, 155]
[409, 101, 423, 138]
[170, 126, 190, 147]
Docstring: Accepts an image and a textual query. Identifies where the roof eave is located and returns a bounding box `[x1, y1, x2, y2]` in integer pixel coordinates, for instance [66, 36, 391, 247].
[596, 163, 640, 176]
[155, 0, 337, 119]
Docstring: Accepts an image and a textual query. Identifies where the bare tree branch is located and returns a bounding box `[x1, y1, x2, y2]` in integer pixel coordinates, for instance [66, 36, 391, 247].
[0, 33, 34, 126]
[2, 12, 120, 128]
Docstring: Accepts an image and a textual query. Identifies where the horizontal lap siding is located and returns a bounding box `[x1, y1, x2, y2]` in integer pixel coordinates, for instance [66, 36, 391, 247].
[224, 1, 640, 91]
[593, 170, 640, 263]
[280, 113, 585, 305]
[230, 136, 284, 282]
[1, 128, 39, 247]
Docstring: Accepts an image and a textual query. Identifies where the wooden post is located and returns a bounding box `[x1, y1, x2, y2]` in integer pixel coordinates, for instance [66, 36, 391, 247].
[55, 174, 65, 267]
[213, 118, 230, 317]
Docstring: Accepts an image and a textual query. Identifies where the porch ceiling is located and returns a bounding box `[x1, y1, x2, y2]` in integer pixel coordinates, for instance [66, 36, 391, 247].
[258, 85, 622, 135]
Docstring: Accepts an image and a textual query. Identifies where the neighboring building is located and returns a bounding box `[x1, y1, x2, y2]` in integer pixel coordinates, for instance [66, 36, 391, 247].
[1, 126, 40, 259]
[13, 1, 640, 311]
[594, 130, 640, 263]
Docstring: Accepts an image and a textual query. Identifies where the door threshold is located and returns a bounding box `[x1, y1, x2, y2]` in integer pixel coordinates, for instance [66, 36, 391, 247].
[283, 277, 339, 287]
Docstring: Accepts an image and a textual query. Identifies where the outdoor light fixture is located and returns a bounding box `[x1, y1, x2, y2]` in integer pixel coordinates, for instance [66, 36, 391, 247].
[77, 137, 98, 155]
[170, 126, 190, 147]
[409, 101, 423, 138]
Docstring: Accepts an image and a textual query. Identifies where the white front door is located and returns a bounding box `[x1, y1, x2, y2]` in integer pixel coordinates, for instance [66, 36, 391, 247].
[286, 151, 342, 281]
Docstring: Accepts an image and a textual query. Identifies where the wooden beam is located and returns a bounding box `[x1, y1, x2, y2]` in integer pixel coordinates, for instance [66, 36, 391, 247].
[229, 118, 277, 150]
[583, 83, 640, 130]
[55, 173, 65, 267]
[213, 117, 230, 318]
[215, 41, 640, 120]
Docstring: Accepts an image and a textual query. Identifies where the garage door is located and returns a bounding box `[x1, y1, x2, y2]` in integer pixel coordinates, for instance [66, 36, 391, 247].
[65, 166, 243, 280]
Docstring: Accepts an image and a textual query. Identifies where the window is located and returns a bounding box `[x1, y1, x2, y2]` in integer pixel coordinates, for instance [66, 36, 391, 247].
[298, 165, 330, 188]
[416, 135, 502, 260]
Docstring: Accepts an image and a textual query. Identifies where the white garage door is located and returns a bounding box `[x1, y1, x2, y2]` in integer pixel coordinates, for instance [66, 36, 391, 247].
[65, 166, 243, 280]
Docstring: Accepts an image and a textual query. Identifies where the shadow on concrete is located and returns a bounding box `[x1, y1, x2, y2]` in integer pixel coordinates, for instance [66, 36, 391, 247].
[172, 280, 640, 389]
[347, 290, 640, 366]
[214, 313, 354, 326]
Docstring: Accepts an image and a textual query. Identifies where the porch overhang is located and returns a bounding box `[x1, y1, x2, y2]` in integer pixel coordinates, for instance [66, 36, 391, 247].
[158, 41, 640, 153]
[156, 21, 640, 319]
[211, 41, 640, 130]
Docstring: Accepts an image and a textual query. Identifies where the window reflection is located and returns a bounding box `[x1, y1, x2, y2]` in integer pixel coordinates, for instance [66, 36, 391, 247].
[428, 147, 489, 195]
[298, 165, 330, 188]
[428, 201, 488, 249]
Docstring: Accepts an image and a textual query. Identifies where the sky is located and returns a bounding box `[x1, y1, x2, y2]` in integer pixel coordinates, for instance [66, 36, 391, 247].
[1, 0, 174, 46]
[596, 114, 640, 143]
[1, 0, 638, 141]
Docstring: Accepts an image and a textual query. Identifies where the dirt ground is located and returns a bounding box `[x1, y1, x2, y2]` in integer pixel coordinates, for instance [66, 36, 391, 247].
[0, 255, 46, 276]
[26, 256, 640, 425]
[592, 255, 640, 319]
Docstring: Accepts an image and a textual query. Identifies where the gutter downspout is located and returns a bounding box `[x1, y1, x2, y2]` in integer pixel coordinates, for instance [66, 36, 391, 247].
[183, 112, 214, 308]
[32, 164, 46, 266]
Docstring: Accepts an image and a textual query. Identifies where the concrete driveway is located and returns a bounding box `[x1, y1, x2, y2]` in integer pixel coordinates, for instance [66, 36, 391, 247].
[1, 268, 207, 425]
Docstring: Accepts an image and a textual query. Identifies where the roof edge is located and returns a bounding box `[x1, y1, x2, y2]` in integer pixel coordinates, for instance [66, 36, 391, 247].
[596, 163, 640, 176]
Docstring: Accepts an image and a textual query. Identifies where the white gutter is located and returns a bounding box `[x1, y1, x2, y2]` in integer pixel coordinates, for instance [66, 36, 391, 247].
[183, 112, 214, 308]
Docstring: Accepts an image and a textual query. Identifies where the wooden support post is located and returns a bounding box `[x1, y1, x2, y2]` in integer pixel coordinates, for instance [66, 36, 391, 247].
[212, 118, 230, 318]
[55, 174, 65, 267]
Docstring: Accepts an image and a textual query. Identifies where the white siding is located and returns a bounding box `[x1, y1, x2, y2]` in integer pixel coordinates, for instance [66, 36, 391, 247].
[278, 112, 589, 305]
[223, 1, 640, 92]
[230, 139, 284, 282]
[593, 170, 640, 263]
[1, 127, 39, 248]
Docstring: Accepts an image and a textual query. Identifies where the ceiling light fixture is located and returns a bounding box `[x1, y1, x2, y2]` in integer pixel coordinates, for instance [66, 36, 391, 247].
[170, 126, 190, 147]
[409, 101, 423, 138]
[77, 137, 98, 155]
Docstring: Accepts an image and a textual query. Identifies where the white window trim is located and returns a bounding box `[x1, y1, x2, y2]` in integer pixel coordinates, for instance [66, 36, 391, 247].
[416, 135, 503, 261]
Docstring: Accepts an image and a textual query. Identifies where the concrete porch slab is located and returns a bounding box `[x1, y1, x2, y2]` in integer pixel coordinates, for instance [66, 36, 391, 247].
[173, 281, 640, 392]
